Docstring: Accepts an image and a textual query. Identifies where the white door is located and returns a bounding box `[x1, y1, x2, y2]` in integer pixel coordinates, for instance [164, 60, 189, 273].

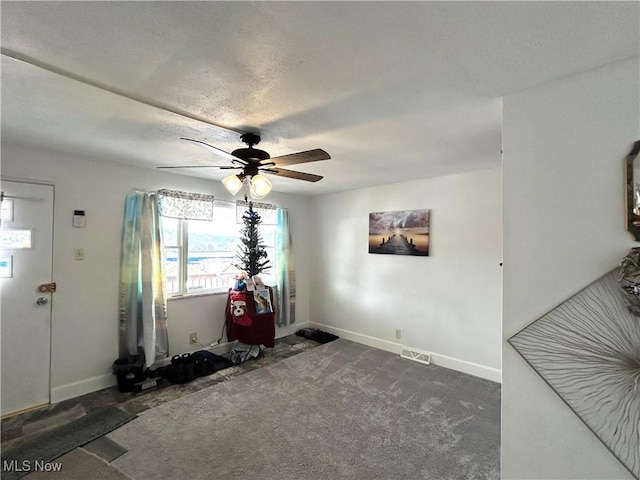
[0, 180, 54, 417]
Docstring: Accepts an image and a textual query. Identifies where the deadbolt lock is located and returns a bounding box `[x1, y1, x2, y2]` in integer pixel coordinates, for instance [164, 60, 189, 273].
[38, 283, 57, 293]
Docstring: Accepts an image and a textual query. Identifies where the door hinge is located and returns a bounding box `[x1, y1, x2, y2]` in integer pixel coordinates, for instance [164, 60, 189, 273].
[38, 282, 57, 293]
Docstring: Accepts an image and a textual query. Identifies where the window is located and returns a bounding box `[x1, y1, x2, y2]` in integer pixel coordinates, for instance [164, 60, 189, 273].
[161, 202, 276, 295]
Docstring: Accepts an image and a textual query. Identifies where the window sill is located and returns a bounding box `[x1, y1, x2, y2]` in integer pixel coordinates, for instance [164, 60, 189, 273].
[167, 283, 277, 302]
[167, 289, 229, 301]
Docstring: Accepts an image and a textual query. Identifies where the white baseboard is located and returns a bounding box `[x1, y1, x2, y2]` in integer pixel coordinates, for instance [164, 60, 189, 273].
[50, 324, 311, 404]
[427, 351, 501, 383]
[309, 322, 502, 384]
[275, 321, 309, 339]
[50, 344, 235, 404]
[51, 373, 117, 404]
[309, 322, 402, 354]
[52, 321, 500, 405]
[154, 341, 236, 368]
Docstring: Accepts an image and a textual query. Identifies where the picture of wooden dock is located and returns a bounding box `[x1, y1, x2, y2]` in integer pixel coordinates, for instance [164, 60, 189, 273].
[369, 209, 430, 256]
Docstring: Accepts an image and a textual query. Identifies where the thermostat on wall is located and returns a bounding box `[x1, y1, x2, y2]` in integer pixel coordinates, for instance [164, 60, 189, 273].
[73, 210, 85, 228]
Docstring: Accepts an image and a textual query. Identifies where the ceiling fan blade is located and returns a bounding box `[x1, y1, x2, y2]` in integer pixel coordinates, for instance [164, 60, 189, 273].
[263, 167, 323, 183]
[157, 165, 216, 169]
[156, 165, 242, 169]
[266, 149, 330, 167]
[180, 138, 247, 164]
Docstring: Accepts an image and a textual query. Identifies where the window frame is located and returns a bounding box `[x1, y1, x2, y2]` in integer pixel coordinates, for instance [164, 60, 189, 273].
[160, 201, 277, 298]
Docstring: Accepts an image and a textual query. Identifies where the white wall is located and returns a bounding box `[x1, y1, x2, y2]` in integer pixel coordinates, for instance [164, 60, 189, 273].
[1, 143, 313, 402]
[502, 56, 639, 479]
[309, 168, 503, 381]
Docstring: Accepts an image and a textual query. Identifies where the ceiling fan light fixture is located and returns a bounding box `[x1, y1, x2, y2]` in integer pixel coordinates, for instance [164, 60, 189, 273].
[222, 174, 244, 195]
[170, 132, 329, 197]
[250, 174, 272, 199]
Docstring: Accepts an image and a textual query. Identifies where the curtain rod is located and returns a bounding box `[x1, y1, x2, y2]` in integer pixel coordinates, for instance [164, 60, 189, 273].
[130, 189, 281, 209]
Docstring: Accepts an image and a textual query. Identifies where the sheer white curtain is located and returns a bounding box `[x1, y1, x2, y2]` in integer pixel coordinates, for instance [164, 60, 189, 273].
[275, 208, 296, 326]
[118, 190, 168, 367]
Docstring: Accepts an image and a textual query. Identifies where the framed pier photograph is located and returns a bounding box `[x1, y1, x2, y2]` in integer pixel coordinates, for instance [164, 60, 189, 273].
[368, 209, 430, 256]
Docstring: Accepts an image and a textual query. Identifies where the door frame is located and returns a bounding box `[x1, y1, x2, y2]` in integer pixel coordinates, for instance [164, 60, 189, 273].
[0, 177, 55, 418]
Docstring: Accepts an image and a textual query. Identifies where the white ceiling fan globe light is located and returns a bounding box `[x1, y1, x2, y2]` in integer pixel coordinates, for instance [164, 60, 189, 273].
[222, 174, 244, 195]
[250, 174, 272, 199]
[249, 185, 267, 200]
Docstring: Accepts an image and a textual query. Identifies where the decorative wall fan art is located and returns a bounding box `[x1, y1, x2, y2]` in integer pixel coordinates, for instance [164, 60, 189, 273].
[508, 269, 640, 479]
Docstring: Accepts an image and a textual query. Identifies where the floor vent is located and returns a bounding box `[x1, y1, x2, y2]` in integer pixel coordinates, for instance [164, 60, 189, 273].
[400, 347, 431, 365]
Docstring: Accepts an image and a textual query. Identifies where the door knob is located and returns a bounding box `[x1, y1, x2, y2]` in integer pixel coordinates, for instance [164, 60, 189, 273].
[36, 297, 48, 306]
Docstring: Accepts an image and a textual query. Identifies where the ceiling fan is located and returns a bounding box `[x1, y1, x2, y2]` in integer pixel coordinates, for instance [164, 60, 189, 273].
[158, 132, 330, 199]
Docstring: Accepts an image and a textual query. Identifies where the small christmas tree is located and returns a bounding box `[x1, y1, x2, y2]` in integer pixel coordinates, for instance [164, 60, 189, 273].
[234, 203, 271, 277]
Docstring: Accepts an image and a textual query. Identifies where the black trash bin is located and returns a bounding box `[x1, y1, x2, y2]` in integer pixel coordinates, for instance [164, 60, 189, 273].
[112, 353, 145, 392]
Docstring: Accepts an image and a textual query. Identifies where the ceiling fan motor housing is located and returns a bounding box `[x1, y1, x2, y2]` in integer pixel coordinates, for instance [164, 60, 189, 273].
[240, 132, 261, 146]
[231, 132, 270, 162]
[231, 147, 270, 162]
[243, 164, 260, 176]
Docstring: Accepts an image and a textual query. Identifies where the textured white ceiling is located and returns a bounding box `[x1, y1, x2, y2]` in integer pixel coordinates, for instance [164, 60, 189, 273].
[1, 2, 638, 195]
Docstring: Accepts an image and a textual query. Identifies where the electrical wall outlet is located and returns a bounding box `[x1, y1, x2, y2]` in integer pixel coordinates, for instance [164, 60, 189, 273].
[189, 332, 198, 344]
[395, 329, 402, 339]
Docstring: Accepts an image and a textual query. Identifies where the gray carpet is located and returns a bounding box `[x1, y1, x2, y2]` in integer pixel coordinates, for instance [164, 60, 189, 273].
[82, 436, 128, 462]
[23, 448, 133, 480]
[108, 339, 500, 479]
[1, 405, 136, 480]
